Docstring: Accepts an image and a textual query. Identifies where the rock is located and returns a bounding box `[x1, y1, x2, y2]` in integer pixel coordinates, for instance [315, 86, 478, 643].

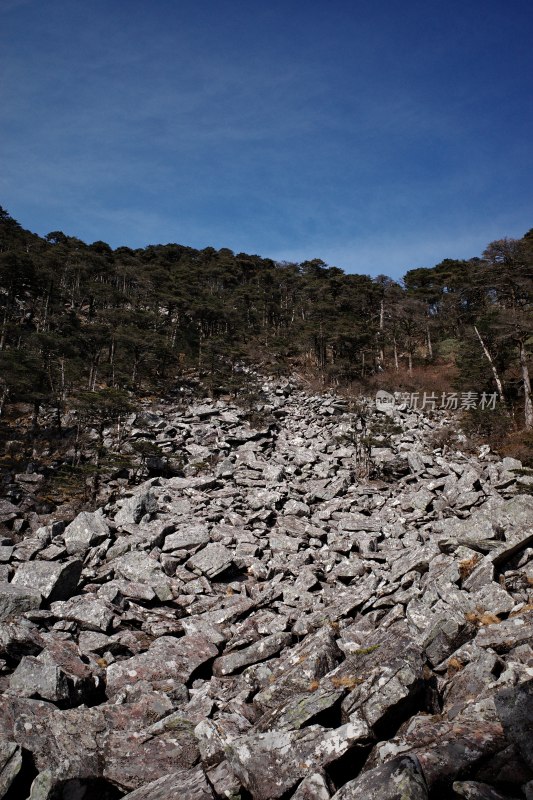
[114, 489, 158, 527]
[3, 382, 533, 799]
[0, 582, 41, 620]
[9, 636, 99, 705]
[226, 721, 371, 800]
[49, 596, 115, 633]
[254, 628, 343, 713]
[292, 772, 332, 799]
[162, 524, 210, 552]
[331, 755, 428, 799]
[476, 611, 533, 654]
[371, 699, 508, 790]
[9, 655, 70, 703]
[111, 551, 171, 599]
[27, 769, 54, 800]
[336, 626, 425, 732]
[12, 559, 82, 603]
[103, 722, 199, 791]
[0, 500, 19, 524]
[186, 543, 234, 578]
[119, 767, 214, 799]
[213, 632, 292, 676]
[0, 619, 44, 662]
[0, 741, 22, 798]
[106, 634, 218, 700]
[63, 511, 110, 556]
[494, 679, 533, 771]
[4, 698, 106, 781]
[452, 781, 520, 799]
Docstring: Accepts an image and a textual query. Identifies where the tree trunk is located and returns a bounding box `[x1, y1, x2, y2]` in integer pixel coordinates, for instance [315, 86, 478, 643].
[393, 337, 399, 372]
[426, 324, 433, 359]
[32, 400, 40, 433]
[519, 340, 533, 430]
[0, 385, 8, 416]
[474, 326, 505, 402]
[0, 304, 9, 351]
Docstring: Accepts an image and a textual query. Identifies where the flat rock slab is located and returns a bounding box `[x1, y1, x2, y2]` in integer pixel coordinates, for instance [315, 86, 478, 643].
[372, 701, 508, 790]
[12, 559, 82, 603]
[4, 698, 106, 781]
[50, 596, 115, 633]
[213, 632, 292, 676]
[0, 582, 42, 620]
[120, 767, 214, 800]
[254, 687, 345, 733]
[165, 476, 218, 491]
[163, 524, 210, 552]
[452, 780, 516, 800]
[111, 551, 171, 599]
[226, 721, 371, 800]
[0, 500, 19, 523]
[9, 655, 70, 703]
[331, 755, 428, 799]
[106, 634, 218, 700]
[254, 628, 343, 712]
[475, 612, 533, 653]
[103, 723, 199, 791]
[186, 543, 234, 578]
[63, 511, 110, 556]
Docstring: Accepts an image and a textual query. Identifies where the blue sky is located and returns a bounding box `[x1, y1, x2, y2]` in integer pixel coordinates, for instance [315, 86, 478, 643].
[1, 0, 532, 279]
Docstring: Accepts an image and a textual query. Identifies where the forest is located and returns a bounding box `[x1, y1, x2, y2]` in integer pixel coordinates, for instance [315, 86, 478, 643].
[0, 205, 532, 507]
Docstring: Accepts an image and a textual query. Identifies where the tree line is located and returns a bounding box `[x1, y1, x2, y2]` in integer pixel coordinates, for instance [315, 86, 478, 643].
[0, 205, 531, 434]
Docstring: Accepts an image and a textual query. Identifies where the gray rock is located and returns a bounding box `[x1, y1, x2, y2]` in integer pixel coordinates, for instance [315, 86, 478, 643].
[63, 511, 110, 555]
[162, 524, 210, 552]
[114, 489, 158, 527]
[5, 698, 105, 781]
[186, 543, 234, 578]
[111, 551, 171, 599]
[9, 656, 70, 703]
[494, 678, 533, 771]
[292, 772, 332, 799]
[12, 559, 82, 603]
[0, 741, 22, 798]
[331, 755, 428, 799]
[106, 634, 218, 700]
[103, 722, 200, 791]
[27, 769, 54, 800]
[226, 721, 370, 800]
[50, 596, 115, 633]
[119, 767, 214, 799]
[452, 781, 520, 799]
[0, 582, 41, 620]
[476, 611, 533, 653]
[213, 632, 292, 676]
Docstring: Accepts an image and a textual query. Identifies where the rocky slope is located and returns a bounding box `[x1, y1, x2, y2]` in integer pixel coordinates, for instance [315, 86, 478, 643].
[0, 379, 532, 800]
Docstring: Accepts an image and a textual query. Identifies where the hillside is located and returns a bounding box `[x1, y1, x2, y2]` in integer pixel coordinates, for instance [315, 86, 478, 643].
[0, 379, 532, 798]
[0, 207, 532, 520]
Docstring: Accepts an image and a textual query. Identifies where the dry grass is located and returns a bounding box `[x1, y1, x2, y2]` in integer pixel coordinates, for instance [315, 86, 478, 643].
[465, 610, 501, 626]
[447, 657, 464, 676]
[330, 675, 364, 690]
[458, 554, 480, 581]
